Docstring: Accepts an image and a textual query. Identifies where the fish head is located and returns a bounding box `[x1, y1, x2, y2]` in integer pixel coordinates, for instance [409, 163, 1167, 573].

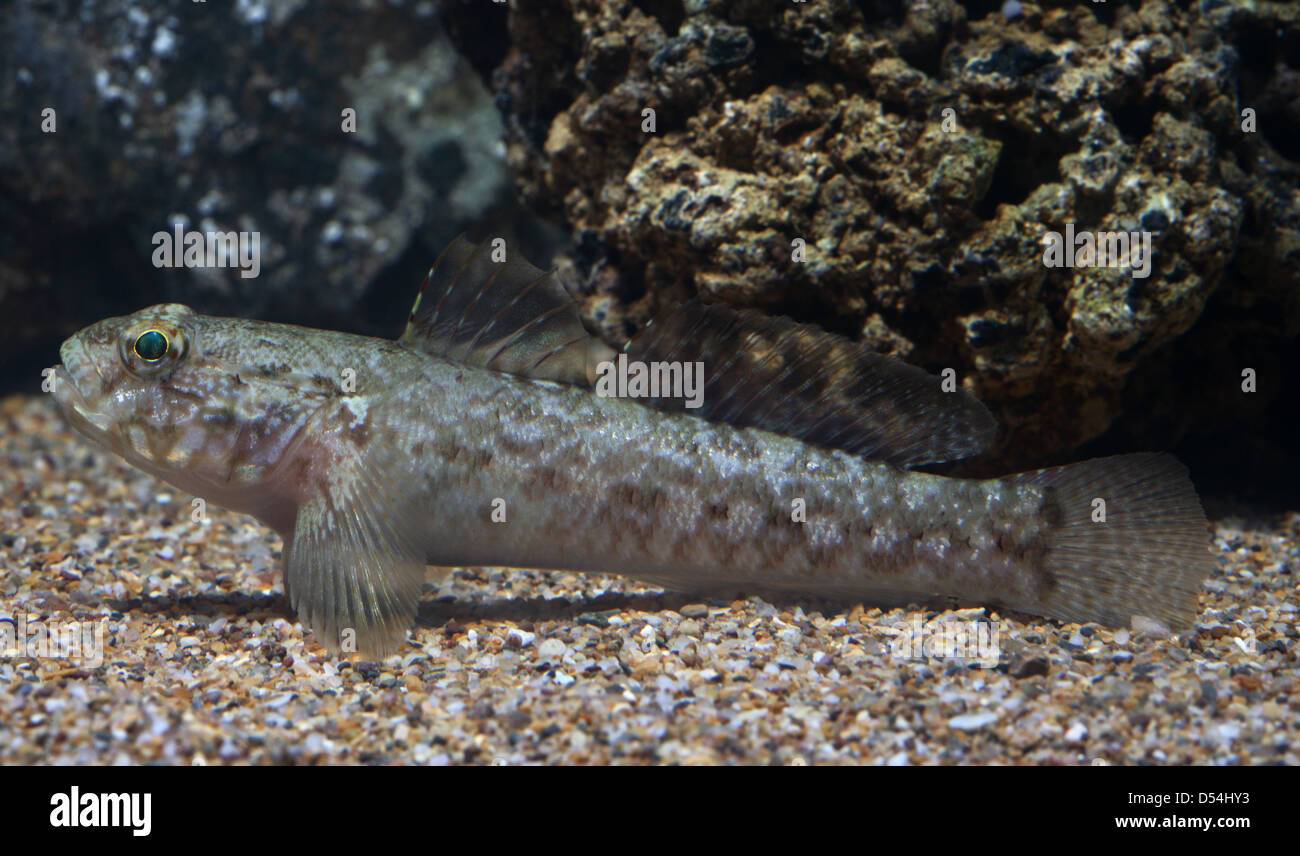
[51, 303, 334, 521]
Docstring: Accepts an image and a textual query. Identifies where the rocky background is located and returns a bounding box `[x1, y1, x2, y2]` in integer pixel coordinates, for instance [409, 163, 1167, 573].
[0, 0, 559, 389]
[2, 0, 1297, 498]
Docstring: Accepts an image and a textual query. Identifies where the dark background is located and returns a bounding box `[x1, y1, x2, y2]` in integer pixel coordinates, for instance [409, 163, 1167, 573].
[1, 0, 1296, 504]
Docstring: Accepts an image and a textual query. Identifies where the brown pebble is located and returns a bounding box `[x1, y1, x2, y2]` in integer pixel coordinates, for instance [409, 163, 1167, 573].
[1009, 654, 1050, 679]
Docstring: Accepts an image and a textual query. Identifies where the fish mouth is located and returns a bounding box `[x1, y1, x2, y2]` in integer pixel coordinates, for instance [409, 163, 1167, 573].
[50, 341, 114, 437]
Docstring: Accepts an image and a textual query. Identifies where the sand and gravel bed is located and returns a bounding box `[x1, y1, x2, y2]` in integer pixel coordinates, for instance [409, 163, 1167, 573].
[1, 394, 1295, 764]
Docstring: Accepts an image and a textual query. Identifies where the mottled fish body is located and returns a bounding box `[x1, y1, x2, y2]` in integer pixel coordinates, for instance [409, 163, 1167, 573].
[51, 239, 1213, 654]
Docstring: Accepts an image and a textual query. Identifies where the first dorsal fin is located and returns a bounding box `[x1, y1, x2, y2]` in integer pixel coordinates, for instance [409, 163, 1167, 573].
[624, 300, 997, 467]
[399, 236, 611, 385]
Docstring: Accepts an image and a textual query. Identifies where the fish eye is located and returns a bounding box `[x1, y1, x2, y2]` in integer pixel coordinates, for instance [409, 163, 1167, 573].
[120, 320, 187, 377]
[133, 330, 169, 361]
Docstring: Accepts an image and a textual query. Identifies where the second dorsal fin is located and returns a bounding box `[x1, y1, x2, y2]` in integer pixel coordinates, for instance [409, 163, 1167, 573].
[624, 300, 997, 467]
[398, 236, 610, 385]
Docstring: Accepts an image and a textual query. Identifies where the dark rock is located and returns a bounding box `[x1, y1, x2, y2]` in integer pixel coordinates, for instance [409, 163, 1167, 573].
[482, 0, 1299, 483]
[967, 42, 1058, 78]
[1, 0, 538, 386]
[966, 317, 1019, 348]
[1009, 654, 1050, 678]
[1140, 209, 1171, 232]
[703, 25, 754, 69]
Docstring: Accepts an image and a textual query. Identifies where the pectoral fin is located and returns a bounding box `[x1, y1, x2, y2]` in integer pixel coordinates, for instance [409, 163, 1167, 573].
[282, 455, 427, 657]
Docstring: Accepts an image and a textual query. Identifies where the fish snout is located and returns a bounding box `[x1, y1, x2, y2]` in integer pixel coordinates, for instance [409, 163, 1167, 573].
[50, 339, 114, 434]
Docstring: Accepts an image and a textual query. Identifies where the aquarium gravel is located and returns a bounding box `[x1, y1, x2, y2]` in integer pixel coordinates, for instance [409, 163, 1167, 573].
[1, 394, 1295, 765]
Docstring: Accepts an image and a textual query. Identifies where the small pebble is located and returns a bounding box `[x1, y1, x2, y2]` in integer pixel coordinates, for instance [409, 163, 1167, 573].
[505, 627, 536, 648]
[1131, 615, 1173, 638]
[1009, 654, 1050, 678]
[948, 711, 998, 730]
[537, 638, 566, 661]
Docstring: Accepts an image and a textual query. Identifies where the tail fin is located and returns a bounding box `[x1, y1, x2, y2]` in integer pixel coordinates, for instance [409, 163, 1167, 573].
[1010, 453, 1213, 630]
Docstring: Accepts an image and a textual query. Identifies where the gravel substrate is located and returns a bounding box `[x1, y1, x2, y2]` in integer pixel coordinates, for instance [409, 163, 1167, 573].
[1, 393, 1296, 765]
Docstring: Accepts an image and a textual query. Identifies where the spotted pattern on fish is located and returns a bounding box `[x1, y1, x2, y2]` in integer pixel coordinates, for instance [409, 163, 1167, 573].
[49, 243, 1214, 656]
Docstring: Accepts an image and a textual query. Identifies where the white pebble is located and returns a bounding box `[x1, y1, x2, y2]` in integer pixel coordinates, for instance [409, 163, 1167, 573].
[537, 638, 566, 660]
[948, 711, 998, 730]
[1131, 615, 1172, 638]
[506, 627, 536, 648]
